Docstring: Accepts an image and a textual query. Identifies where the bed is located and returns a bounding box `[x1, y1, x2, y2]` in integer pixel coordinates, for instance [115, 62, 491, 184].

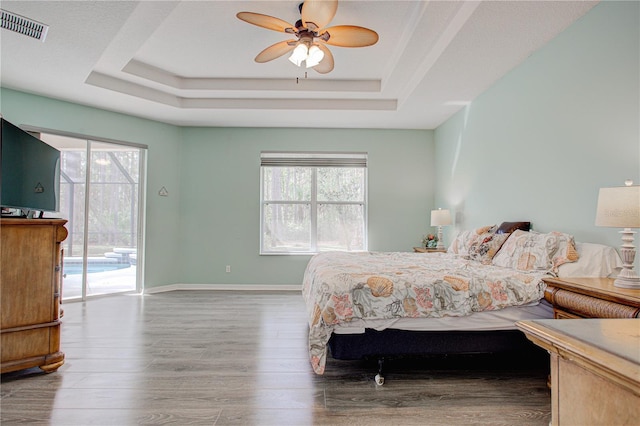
[302, 222, 622, 384]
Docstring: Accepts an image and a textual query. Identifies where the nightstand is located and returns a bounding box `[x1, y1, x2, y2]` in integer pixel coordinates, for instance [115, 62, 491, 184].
[413, 247, 447, 253]
[543, 277, 640, 319]
[517, 319, 640, 426]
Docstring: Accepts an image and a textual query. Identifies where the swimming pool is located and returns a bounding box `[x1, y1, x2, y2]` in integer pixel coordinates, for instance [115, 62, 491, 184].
[63, 262, 131, 275]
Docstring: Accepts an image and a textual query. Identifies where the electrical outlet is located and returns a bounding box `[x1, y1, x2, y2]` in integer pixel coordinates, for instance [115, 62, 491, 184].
[225, 265, 231, 273]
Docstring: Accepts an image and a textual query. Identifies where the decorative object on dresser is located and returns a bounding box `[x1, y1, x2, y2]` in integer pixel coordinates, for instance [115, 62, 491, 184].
[1, 218, 68, 373]
[421, 233, 439, 249]
[430, 208, 451, 250]
[595, 180, 640, 288]
[543, 277, 640, 319]
[517, 319, 640, 426]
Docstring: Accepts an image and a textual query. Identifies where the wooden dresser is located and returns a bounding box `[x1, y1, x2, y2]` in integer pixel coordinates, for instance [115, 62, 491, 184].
[518, 319, 640, 426]
[543, 277, 640, 319]
[1, 218, 68, 373]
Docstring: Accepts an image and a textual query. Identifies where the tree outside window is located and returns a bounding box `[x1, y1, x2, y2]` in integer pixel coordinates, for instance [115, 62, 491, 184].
[260, 152, 367, 254]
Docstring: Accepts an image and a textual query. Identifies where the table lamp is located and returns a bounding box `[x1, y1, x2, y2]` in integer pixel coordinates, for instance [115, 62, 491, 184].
[595, 180, 640, 288]
[431, 208, 451, 250]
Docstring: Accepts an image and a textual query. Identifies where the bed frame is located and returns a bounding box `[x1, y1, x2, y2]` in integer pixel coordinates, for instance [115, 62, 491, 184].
[328, 328, 546, 385]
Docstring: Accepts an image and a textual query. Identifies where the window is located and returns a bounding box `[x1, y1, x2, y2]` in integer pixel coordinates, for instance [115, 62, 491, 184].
[260, 151, 367, 254]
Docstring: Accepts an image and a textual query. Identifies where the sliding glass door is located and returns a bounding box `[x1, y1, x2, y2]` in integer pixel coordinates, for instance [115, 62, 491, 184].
[40, 133, 146, 300]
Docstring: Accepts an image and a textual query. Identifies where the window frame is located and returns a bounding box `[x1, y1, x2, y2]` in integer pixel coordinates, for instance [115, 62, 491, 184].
[259, 151, 368, 255]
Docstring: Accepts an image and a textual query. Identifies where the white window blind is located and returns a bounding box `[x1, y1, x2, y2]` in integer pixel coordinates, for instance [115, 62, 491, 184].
[260, 151, 367, 168]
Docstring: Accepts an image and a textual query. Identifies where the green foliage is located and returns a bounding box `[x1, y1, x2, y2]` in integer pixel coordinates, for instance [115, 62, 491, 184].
[59, 150, 140, 256]
[262, 166, 365, 251]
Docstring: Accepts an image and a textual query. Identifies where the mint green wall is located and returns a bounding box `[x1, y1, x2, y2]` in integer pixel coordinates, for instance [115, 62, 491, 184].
[178, 127, 434, 285]
[1, 88, 435, 288]
[434, 1, 639, 259]
[0, 88, 183, 288]
[8, 1, 631, 288]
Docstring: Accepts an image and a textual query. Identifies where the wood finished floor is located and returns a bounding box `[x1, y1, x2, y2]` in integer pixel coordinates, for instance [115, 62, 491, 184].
[1, 291, 552, 425]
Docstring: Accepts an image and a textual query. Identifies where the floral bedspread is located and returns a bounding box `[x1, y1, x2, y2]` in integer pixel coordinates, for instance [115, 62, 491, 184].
[301, 251, 548, 374]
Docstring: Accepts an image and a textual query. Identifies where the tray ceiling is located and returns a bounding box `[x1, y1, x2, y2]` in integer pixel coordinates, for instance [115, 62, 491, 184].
[0, 1, 598, 129]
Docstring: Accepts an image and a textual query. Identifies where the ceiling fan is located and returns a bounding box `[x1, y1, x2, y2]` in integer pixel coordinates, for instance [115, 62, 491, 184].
[236, 0, 378, 74]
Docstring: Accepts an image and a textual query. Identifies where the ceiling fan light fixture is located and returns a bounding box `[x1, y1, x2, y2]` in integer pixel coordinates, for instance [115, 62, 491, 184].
[305, 44, 324, 68]
[289, 43, 308, 66]
[238, 0, 377, 74]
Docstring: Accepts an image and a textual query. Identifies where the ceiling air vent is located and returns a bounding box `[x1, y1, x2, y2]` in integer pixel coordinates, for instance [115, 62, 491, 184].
[1, 9, 48, 42]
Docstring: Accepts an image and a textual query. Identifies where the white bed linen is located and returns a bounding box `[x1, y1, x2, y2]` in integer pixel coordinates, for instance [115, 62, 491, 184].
[332, 300, 554, 334]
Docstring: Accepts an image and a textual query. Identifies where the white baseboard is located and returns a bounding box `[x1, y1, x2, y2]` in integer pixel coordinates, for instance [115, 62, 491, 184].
[144, 283, 301, 294]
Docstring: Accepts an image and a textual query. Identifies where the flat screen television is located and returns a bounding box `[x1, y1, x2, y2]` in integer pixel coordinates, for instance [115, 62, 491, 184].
[1, 117, 61, 214]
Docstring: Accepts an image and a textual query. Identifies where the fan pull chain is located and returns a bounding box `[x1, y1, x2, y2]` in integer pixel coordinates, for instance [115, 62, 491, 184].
[295, 73, 309, 85]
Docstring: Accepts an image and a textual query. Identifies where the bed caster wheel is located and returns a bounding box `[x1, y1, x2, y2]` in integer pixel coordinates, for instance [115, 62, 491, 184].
[374, 374, 385, 386]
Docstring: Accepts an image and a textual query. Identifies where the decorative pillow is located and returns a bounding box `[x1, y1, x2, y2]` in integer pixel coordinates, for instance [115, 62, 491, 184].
[557, 243, 622, 277]
[448, 225, 496, 256]
[548, 231, 579, 272]
[496, 221, 531, 234]
[468, 232, 510, 264]
[492, 230, 554, 271]
[492, 230, 579, 272]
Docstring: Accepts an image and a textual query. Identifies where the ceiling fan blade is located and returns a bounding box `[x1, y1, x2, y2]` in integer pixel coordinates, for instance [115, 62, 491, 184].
[313, 44, 334, 74]
[255, 40, 297, 63]
[322, 25, 379, 47]
[236, 11, 295, 33]
[301, 0, 338, 31]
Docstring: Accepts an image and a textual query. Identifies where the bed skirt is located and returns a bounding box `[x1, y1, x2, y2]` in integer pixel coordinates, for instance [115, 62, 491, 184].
[328, 329, 542, 360]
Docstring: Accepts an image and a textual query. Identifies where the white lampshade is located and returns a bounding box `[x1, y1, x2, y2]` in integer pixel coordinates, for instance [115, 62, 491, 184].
[595, 185, 640, 228]
[431, 209, 452, 227]
[306, 45, 324, 68]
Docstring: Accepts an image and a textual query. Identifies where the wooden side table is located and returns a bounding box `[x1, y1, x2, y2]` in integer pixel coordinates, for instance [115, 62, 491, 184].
[517, 319, 640, 426]
[413, 247, 447, 253]
[543, 277, 640, 319]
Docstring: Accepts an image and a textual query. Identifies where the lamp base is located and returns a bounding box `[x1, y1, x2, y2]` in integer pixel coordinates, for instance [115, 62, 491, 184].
[436, 226, 445, 250]
[614, 229, 640, 288]
[614, 264, 640, 288]
[613, 276, 640, 289]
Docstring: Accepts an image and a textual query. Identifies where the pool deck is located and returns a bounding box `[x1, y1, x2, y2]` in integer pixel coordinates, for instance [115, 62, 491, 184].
[62, 256, 137, 299]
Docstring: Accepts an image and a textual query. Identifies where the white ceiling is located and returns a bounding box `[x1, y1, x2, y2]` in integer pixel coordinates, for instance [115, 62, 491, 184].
[0, 0, 598, 130]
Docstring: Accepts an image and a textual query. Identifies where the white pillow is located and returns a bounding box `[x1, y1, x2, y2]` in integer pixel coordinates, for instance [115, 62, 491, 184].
[447, 230, 462, 254]
[556, 242, 622, 278]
